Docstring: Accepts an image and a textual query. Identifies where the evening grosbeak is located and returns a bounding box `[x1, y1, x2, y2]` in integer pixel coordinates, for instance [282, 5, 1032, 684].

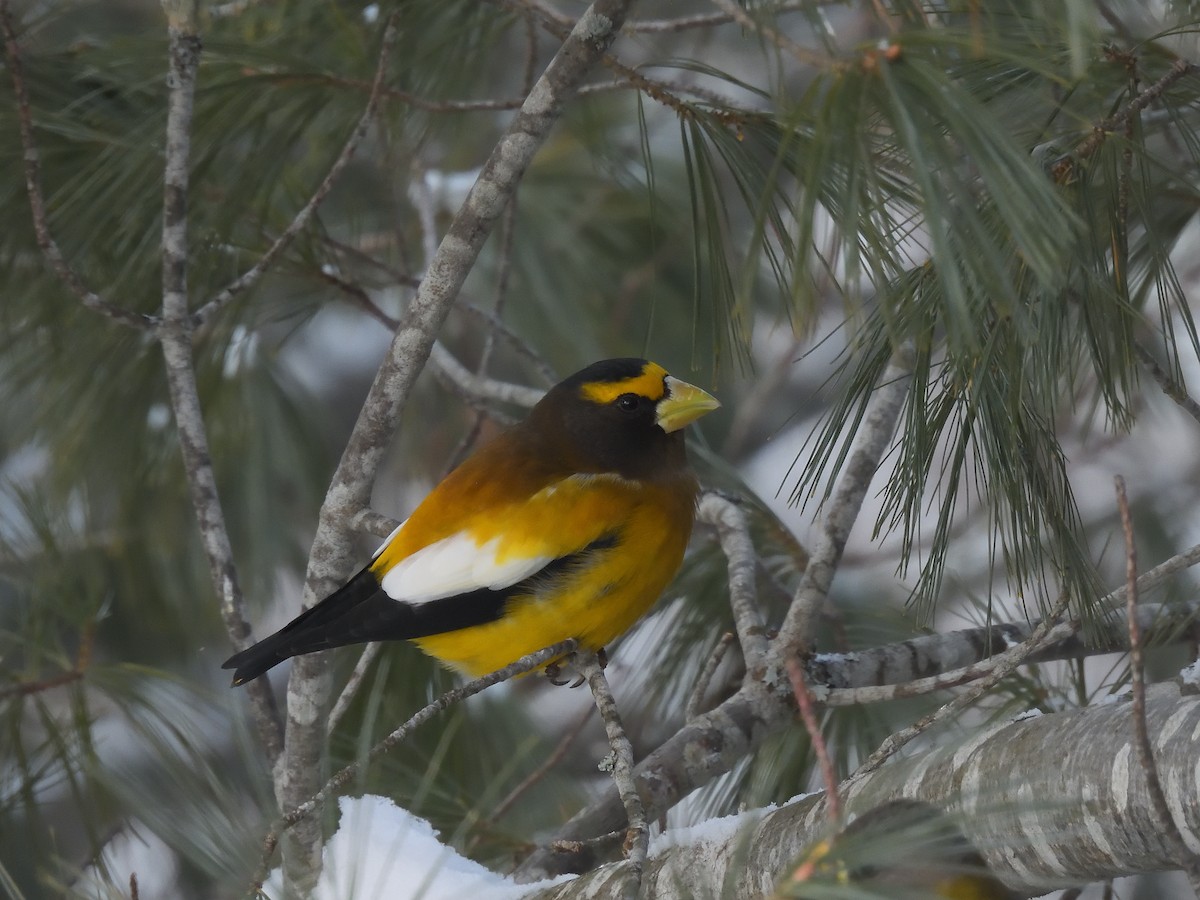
[223, 358, 720, 686]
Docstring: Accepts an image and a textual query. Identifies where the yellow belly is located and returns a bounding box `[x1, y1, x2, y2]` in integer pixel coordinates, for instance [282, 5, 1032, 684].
[412, 507, 689, 677]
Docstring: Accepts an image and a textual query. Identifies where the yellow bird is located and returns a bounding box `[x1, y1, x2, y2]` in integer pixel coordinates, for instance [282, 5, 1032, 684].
[223, 358, 719, 685]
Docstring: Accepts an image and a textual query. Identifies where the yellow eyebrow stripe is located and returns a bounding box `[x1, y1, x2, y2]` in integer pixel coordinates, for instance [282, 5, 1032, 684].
[579, 362, 668, 404]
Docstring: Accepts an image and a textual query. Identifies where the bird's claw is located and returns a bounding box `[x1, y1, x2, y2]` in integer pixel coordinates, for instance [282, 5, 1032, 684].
[544, 654, 596, 688]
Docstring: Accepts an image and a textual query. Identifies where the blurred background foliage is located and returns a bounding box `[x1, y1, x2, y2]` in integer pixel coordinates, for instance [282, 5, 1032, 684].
[2, 0, 1200, 896]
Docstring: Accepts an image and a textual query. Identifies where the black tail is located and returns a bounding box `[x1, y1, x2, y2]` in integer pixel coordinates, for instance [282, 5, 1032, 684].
[223, 559, 540, 686]
[222, 568, 409, 686]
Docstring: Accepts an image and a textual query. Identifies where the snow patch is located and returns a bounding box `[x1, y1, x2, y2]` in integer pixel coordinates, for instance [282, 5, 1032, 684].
[262, 795, 573, 900]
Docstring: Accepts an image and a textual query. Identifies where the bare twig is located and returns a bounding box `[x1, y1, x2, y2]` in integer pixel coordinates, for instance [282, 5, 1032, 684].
[325, 642, 382, 736]
[785, 657, 841, 822]
[430, 338, 546, 409]
[246, 68, 525, 111]
[518, 0, 757, 123]
[484, 199, 519, 362]
[624, 2, 815, 32]
[0, 1, 157, 330]
[576, 650, 648, 900]
[447, 198, 522, 470]
[315, 267, 401, 329]
[317, 265, 547, 410]
[549, 830, 625, 857]
[1134, 341, 1200, 427]
[191, 10, 402, 327]
[155, 1, 283, 762]
[252, 640, 578, 893]
[686, 631, 735, 721]
[577, 75, 746, 110]
[821, 618, 1080, 706]
[483, 704, 594, 830]
[852, 590, 1073, 778]
[339, 183, 553, 378]
[519, 4, 540, 95]
[1053, 59, 1195, 182]
[318, 232, 422, 287]
[1115, 477, 1200, 881]
[456, 302, 558, 383]
[706, 0, 839, 70]
[1100, 536, 1200, 612]
[776, 347, 914, 656]
[410, 163, 546, 412]
[697, 493, 769, 671]
[0, 619, 96, 700]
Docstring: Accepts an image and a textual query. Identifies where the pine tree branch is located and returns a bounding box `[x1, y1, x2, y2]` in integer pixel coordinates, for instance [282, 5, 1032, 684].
[0, 0, 157, 330]
[155, 0, 283, 762]
[526, 682, 1200, 898]
[324, 642, 381, 737]
[277, 1, 639, 891]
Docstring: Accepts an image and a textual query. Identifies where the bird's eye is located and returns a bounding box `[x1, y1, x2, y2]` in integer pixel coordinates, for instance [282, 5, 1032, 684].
[615, 393, 641, 412]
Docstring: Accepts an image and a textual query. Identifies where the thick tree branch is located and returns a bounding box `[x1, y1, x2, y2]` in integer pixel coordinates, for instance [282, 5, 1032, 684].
[527, 683, 1200, 898]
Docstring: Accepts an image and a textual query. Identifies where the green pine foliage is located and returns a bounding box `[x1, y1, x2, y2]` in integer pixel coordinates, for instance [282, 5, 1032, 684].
[2, 0, 1199, 895]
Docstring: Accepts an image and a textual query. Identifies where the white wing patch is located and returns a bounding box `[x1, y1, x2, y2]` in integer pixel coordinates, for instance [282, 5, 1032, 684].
[379, 532, 552, 605]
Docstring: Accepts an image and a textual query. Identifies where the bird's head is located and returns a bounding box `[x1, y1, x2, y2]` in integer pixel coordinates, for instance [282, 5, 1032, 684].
[526, 358, 720, 480]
